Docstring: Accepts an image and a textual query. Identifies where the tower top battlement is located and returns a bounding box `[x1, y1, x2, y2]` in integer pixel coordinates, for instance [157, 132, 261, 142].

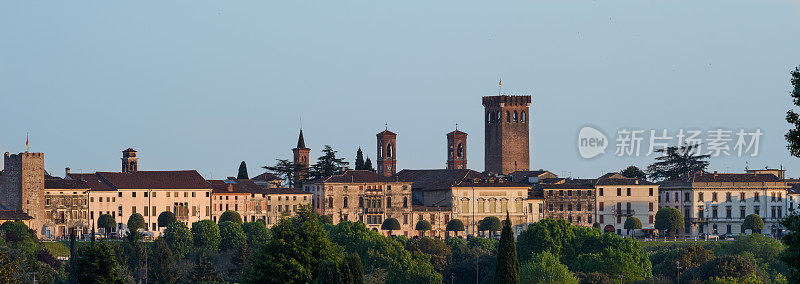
[482, 95, 531, 107]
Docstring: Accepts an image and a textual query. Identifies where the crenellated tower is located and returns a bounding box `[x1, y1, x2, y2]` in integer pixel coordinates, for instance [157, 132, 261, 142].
[483, 95, 531, 175]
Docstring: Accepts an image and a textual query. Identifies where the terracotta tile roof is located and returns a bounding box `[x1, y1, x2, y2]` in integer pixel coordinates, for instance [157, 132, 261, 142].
[789, 184, 800, 195]
[45, 178, 90, 190]
[539, 183, 595, 189]
[308, 170, 401, 184]
[412, 205, 451, 211]
[294, 130, 308, 149]
[377, 129, 397, 136]
[0, 210, 33, 220]
[67, 173, 115, 191]
[251, 172, 282, 182]
[209, 179, 264, 194]
[396, 169, 528, 191]
[447, 130, 467, 136]
[528, 189, 545, 199]
[96, 170, 212, 189]
[673, 171, 782, 183]
[595, 178, 656, 186]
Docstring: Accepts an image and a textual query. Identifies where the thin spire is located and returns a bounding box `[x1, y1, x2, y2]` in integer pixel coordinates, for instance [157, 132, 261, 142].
[385, 122, 388, 130]
[455, 123, 458, 131]
[296, 130, 306, 149]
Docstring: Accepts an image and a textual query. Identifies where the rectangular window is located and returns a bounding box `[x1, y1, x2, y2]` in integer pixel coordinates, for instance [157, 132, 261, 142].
[599, 188, 604, 196]
[726, 192, 732, 202]
[712, 193, 718, 202]
[132, 192, 136, 198]
[626, 188, 631, 196]
[698, 192, 704, 202]
[754, 193, 760, 202]
[599, 215, 604, 223]
[617, 188, 621, 196]
[132, 206, 136, 214]
[144, 206, 149, 216]
[649, 202, 654, 212]
[478, 200, 485, 213]
[599, 202, 604, 211]
[649, 188, 654, 196]
[740, 192, 746, 202]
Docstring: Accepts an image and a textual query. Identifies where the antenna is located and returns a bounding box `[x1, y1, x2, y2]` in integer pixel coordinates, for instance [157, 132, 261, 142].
[300, 115, 303, 130]
[455, 123, 459, 131]
[385, 122, 388, 130]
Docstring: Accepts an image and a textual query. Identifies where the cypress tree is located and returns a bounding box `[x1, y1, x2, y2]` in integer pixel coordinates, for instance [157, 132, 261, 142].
[238, 161, 249, 179]
[355, 148, 365, 170]
[345, 253, 364, 284]
[68, 227, 77, 284]
[494, 212, 519, 284]
[363, 157, 375, 172]
[316, 259, 341, 284]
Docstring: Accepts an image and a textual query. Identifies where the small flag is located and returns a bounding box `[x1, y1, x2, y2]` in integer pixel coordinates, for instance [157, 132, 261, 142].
[499, 79, 502, 87]
[26, 133, 29, 151]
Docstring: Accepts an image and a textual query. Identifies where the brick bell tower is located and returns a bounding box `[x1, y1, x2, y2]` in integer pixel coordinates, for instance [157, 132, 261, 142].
[483, 95, 531, 175]
[376, 128, 397, 177]
[292, 130, 310, 188]
[121, 148, 139, 173]
[3, 152, 45, 236]
[447, 128, 467, 170]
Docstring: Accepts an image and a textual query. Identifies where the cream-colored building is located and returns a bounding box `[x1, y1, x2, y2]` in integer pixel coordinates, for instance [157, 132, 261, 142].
[305, 170, 414, 236]
[70, 170, 213, 236]
[594, 173, 659, 236]
[209, 178, 311, 226]
[659, 170, 789, 237]
[397, 169, 545, 237]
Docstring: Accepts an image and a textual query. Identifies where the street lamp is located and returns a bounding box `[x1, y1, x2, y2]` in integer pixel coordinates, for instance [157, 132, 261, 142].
[676, 260, 682, 284]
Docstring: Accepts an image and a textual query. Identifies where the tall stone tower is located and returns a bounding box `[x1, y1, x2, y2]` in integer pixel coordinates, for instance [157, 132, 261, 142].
[447, 129, 467, 170]
[292, 130, 310, 187]
[483, 95, 531, 175]
[376, 129, 397, 177]
[121, 148, 139, 173]
[2, 152, 45, 234]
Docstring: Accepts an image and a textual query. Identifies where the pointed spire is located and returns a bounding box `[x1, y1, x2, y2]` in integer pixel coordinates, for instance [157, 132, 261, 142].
[296, 130, 306, 149]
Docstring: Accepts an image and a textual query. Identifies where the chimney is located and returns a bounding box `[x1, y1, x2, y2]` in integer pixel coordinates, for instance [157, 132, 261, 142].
[227, 184, 234, 192]
[65, 167, 71, 176]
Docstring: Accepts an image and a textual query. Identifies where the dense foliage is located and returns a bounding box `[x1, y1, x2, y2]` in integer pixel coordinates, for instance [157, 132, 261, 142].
[494, 213, 518, 284]
[646, 144, 710, 181]
[191, 219, 221, 251]
[655, 207, 684, 236]
[157, 211, 177, 228]
[219, 210, 243, 224]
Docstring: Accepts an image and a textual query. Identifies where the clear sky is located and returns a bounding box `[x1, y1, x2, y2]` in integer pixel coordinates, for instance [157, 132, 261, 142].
[2, 1, 800, 179]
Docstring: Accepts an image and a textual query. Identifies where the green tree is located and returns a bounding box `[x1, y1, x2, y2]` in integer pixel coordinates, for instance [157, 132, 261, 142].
[319, 214, 334, 225]
[646, 144, 710, 181]
[785, 65, 800, 157]
[191, 250, 222, 283]
[695, 255, 755, 281]
[97, 214, 116, 238]
[191, 219, 221, 251]
[381, 218, 401, 236]
[127, 213, 145, 233]
[148, 237, 177, 284]
[219, 210, 243, 224]
[72, 240, 122, 283]
[415, 220, 432, 237]
[742, 214, 764, 234]
[343, 253, 364, 284]
[243, 207, 343, 284]
[0, 250, 20, 284]
[620, 166, 647, 180]
[238, 161, 249, 179]
[158, 211, 177, 228]
[480, 216, 502, 237]
[624, 217, 643, 237]
[520, 251, 578, 284]
[219, 221, 247, 252]
[494, 213, 519, 284]
[309, 145, 350, 180]
[317, 259, 341, 284]
[264, 159, 301, 188]
[328, 221, 441, 283]
[655, 207, 684, 236]
[781, 211, 800, 282]
[446, 219, 465, 238]
[355, 147, 365, 170]
[363, 157, 375, 172]
[242, 221, 270, 250]
[407, 237, 452, 274]
[163, 221, 193, 257]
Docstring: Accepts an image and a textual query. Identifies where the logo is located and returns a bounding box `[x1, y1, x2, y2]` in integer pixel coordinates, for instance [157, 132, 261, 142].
[578, 126, 608, 159]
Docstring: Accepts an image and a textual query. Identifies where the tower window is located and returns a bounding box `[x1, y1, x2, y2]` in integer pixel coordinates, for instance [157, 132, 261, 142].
[387, 143, 393, 157]
[521, 111, 526, 122]
[486, 112, 490, 123]
[513, 111, 518, 122]
[506, 110, 510, 123]
[457, 143, 463, 158]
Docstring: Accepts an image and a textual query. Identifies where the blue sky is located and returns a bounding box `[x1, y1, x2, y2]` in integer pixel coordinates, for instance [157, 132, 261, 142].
[2, 1, 800, 179]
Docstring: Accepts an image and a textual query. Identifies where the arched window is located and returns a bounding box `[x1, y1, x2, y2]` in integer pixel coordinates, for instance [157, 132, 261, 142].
[378, 146, 383, 158]
[403, 197, 408, 208]
[521, 111, 526, 122]
[328, 197, 333, 208]
[387, 196, 392, 208]
[486, 112, 490, 123]
[457, 142, 463, 158]
[359, 197, 364, 208]
[513, 111, 518, 122]
[506, 111, 510, 123]
[343, 197, 348, 208]
[496, 111, 501, 122]
[448, 142, 453, 158]
[387, 143, 393, 157]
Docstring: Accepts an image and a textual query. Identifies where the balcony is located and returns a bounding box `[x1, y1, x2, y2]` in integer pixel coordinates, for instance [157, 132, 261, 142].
[691, 217, 708, 223]
[363, 208, 384, 214]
